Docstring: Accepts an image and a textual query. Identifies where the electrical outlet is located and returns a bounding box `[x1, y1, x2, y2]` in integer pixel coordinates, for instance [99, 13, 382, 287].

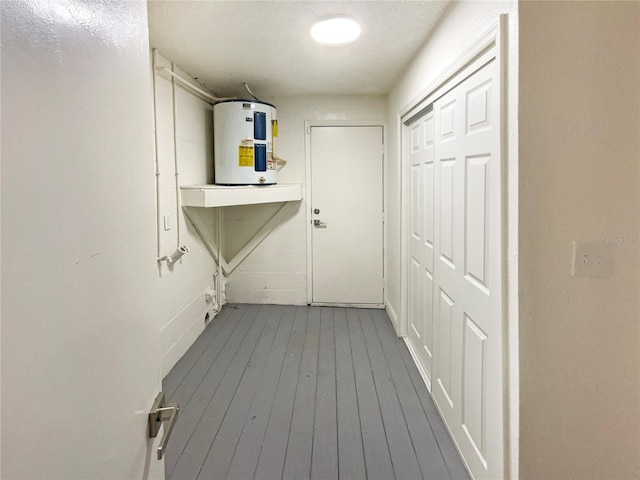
[572, 241, 613, 277]
[163, 215, 173, 231]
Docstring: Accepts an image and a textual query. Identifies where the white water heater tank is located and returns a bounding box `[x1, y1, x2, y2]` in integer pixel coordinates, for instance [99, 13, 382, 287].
[214, 99, 277, 185]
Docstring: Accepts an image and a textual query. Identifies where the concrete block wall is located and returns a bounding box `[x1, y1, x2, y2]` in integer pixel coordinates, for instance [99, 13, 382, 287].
[153, 52, 219, 376]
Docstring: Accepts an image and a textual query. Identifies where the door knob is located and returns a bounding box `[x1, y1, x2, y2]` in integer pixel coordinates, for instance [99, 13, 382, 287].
[313, 219, 327, 228]
[314, 208, 320, 214]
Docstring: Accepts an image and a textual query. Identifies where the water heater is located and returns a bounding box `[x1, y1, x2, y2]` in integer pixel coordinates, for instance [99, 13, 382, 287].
[214, 99, 277, 185]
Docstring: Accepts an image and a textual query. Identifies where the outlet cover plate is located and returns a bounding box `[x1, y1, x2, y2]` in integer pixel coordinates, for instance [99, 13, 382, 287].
[572, 241, 613, 277]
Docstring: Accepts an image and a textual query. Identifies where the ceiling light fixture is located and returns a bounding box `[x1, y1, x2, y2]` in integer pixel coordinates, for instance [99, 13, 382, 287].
[311, 15, 361, 46]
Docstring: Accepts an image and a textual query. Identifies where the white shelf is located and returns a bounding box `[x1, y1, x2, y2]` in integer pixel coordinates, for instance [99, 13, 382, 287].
[181, 183, 303, 207]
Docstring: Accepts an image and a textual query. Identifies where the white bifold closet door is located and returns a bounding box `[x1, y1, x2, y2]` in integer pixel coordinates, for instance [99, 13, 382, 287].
[407, 56, 504, 479]
[407, 111, 435, 386]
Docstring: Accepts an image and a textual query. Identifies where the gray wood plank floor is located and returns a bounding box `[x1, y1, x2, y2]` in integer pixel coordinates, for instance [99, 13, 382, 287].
[163, 304, 470, 480]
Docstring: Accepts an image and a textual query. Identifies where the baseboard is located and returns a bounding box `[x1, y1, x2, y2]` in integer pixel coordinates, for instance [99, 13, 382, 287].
[310, 302, 384, 309]
[385, 300, 400, 336]
[402, 336, 432, 392]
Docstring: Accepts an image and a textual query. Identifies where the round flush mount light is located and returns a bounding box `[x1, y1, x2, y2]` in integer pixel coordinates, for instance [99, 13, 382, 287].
[311, 15, 361, 46]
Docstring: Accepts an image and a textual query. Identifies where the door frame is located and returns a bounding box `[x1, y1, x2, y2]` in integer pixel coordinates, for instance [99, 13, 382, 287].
[304, 120, 387, 307]
[398, 16, 515, 479]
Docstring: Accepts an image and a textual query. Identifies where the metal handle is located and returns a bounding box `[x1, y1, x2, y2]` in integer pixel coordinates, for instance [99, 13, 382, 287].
[148, 392, 180, 460]
[313, 219, 327, 228]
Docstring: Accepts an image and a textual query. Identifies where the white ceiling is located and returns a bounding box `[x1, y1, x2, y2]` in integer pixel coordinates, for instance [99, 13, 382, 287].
[147, 1, 451, 98]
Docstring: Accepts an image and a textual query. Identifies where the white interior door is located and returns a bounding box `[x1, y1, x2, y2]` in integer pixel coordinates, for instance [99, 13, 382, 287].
[406, 111, 436, 386]
[431, 58, 503, 479]
[309, 125, 384, 305]
[1, 2, 166, 478]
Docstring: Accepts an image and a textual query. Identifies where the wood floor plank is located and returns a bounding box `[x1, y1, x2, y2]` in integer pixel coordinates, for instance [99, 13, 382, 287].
[197, 305, 285, 479]
[224, 306, 296, 480]
[333, 307, 367, 480]
[311, 307, 338, 480]
[164, 305, 471, 480]
[253, 306, 308, 480]
[377, 311, 471, 480]
[165, 304, 260, 475]
[166, 304, 246, 409]
[163, 304, 233, 400]
[346, 308, 395, 480]
[359, 309, 423, 480]
[370, 309, 453, 480]
[169, 304, 270, 479]
[282, 306, 321, 480]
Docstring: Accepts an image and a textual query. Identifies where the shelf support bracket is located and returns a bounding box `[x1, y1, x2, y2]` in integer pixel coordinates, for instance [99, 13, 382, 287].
[182, 206, 229, 275]
[183, 200, 300, 277]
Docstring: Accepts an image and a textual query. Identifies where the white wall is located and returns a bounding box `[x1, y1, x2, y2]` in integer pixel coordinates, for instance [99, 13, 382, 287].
[224, 95, 387, 305]
[153, 53, 219, 376]
[518, 2, 640, 478]
[386, 1, 519, 476]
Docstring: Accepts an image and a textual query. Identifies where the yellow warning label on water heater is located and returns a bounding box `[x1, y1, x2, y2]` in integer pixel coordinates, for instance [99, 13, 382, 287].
[272, 120, 279, 137]
[239, 145, 253, 167]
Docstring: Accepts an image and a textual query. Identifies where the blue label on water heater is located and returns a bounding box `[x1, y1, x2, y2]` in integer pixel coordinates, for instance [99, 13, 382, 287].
[254, 111, 266, 140]
[254, 144, 267, 171]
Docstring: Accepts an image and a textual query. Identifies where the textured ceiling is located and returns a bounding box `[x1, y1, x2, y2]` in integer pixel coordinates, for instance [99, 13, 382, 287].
[147, 0, 451, 98]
